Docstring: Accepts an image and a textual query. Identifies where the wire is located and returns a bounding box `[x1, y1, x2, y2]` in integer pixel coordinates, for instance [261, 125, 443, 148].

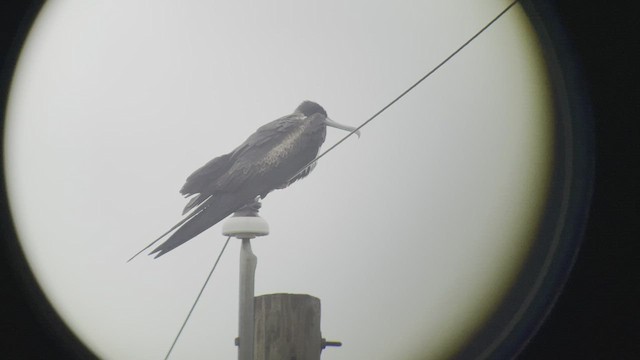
[289, 0, 520, 183]
[163, 236, 232, 360]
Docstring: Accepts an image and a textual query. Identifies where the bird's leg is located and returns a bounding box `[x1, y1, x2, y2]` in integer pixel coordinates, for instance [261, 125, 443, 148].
[234, 197, 262, 217]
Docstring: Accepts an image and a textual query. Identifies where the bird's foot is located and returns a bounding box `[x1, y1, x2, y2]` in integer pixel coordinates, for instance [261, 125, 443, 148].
[234, 197, 262, 217]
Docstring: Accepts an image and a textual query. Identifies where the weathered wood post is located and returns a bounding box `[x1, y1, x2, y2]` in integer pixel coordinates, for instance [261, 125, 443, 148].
[254, 294, 315, 359]
[254, 294, 342, 359]
[222, 200, 269, 360]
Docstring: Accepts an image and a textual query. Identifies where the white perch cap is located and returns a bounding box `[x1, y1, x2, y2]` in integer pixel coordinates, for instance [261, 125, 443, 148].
[222, 216, 269, 239]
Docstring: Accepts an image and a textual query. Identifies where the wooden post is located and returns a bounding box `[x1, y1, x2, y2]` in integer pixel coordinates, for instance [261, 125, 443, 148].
[254, 294, 322, 360]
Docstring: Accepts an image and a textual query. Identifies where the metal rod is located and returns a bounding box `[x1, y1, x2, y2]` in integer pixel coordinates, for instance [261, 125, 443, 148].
[238, 238, 257, 360]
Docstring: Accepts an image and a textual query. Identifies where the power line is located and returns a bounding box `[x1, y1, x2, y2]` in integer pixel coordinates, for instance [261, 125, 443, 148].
[164, 236, 231, 360]
[289, 0, 520, 183]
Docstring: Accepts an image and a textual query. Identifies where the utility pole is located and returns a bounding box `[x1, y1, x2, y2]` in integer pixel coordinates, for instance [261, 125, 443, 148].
[223, 199, 341, 360]
[223, 200, 268, 360]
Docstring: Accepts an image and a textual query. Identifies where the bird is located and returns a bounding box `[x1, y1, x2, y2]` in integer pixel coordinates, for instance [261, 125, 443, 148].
[128, 101, 360, 260]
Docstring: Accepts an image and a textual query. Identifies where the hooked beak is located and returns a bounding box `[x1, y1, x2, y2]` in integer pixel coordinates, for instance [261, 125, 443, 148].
[324, 117, 361, 138]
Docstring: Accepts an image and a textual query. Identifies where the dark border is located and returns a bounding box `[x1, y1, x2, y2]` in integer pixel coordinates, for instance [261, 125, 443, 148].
[452, 0, 595, 358]
[0, 1, 97, 358]
[518, 1, 640, 358]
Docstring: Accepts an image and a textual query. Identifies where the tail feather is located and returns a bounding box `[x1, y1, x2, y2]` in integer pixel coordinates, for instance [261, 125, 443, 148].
[182, 193, 205, 215]
[126, 200, 209, 263]
[149, 193, 250, 258]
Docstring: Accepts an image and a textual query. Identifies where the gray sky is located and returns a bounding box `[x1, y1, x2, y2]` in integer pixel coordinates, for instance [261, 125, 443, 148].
[4, 1, 552, 359]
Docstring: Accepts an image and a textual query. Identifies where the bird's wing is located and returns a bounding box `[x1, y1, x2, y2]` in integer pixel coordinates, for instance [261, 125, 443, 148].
[178, 114, 304, 214]
[213, 115, 307, 192]
[180, 152, 234, 197]
[232, 114, 305, 153]
[180, 114, 303, 195]
[179, 152, 235, 214]
[225, 113, 325, 192]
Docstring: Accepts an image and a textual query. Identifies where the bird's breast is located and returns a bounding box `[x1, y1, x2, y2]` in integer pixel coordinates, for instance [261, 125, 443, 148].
[260, 121, 322, 171]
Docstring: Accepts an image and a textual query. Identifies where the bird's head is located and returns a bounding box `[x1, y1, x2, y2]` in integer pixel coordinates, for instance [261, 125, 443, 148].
[295, 101, 327, 117]
[295, 100, 360, 137]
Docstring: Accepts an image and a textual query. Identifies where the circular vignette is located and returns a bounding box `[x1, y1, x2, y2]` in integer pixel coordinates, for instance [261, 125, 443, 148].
[451, 1, 594, 359]
[1, 1, 96, 358]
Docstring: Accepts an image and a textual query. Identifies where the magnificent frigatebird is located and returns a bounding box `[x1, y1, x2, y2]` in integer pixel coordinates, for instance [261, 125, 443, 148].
[130, 101, 359, 260]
